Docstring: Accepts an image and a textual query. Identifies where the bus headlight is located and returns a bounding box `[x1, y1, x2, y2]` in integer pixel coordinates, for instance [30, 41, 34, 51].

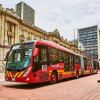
[22, 67, 31, 77]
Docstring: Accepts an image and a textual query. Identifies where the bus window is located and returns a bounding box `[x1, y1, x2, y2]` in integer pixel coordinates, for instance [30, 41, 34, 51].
[71, 54, 74, 71]
[48, 47, 58, 65]
[75, 56, 80, 65]
[96, 62, 99, 70]
[69, 54, 74, 71]
[87, 59, 91, 66]
[84, 58, 87, 70]
[97, 62, 99, 69]
[93, 61, 96, 70]
[59, 51, 63, 63]
[64, 52, 69, 72]
[94, 61, 96, 70]
[40, 47, 47, 62]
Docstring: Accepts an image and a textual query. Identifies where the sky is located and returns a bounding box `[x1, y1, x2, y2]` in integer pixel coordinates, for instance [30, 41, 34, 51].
[1, 0, 100, 41]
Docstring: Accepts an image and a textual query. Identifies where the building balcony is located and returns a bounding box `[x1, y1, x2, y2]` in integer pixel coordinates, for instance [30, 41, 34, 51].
[19, 34, 25, 41]
[27, 37, 31, 41]
[7, 31, 14, 37]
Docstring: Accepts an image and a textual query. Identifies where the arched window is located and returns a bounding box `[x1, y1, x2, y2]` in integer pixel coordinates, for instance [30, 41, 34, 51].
[28, 32, 30, 37]
[8, 24, 12, 32]
[33, 35, 36, 40]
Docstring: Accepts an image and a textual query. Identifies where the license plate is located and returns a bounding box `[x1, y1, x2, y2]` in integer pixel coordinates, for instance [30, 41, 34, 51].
[12, 78, 15, 81]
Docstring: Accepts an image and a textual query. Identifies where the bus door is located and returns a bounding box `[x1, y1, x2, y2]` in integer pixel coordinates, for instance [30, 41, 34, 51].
[33, 45, 49, 81]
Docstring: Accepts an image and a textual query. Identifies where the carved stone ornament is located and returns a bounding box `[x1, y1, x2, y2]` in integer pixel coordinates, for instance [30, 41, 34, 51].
[6, 8, 16, 14]
[7, 31, 14, 37]
[19, 35, 25, 41]
[27, 37, 31, 40]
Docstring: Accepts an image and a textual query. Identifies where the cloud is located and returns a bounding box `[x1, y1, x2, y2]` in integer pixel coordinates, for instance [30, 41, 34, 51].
[1, 0, 100, 41]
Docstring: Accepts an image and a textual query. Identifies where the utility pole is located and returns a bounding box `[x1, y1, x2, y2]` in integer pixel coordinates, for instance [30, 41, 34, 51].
[74, 29, 75, 52]
[77, 28, 78, 54]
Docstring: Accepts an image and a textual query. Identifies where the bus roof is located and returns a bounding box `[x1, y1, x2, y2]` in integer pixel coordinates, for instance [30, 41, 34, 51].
[35, 40, 76, 54]
[11, 40, 99, 61]
[93, 59, 99, 62]
[13, 40, 74, 54]
[83, 56, 92, 60]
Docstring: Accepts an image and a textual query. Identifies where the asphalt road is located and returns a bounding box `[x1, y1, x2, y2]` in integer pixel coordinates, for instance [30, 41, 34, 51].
[0, 72, 100, 100]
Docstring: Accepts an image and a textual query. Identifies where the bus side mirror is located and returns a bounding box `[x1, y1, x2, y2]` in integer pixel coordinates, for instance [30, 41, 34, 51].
[33, 48, 39, 56]
[4, 51, 9, 61]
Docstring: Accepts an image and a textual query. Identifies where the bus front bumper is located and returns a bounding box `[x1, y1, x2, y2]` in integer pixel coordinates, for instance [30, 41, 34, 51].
[5, 76, 35, 83]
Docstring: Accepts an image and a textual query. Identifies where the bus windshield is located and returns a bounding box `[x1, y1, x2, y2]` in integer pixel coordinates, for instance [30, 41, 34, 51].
[7, 43, 34, 69]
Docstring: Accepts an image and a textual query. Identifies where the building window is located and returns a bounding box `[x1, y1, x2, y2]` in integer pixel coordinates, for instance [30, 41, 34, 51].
[21, 30, 24, 36]
[33, 35, 36, 40]
[28, 32, 30, 37]
[39, 37, 41, 40]
[8, 36, 11, 45]
[8, 24, 12, 32]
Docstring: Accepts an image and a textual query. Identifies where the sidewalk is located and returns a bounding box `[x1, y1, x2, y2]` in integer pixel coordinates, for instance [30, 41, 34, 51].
[0, 73, 5, 82]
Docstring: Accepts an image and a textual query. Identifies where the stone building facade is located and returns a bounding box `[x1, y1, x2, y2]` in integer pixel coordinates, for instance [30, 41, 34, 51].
[0, 4, 85, 69]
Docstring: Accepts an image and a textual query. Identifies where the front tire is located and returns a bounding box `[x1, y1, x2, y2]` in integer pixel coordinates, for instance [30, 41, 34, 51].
[50, 71, 57, 84]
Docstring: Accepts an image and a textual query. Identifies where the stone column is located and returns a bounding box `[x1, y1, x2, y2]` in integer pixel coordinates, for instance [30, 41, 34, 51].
[36, 35, 39, 40]
[15, 25, 18, 44]
[18, 27, 21, 42]
[12, 25, 14, 33]
[5, 21, 8, 45]
[0, 15, 2, 45]
[30, 32, 32, 40]
[0, 15, 2, 64]
[1, 16, 5, 65]
[24, 30, 26, 41]
[1, 16, 5, 45]
[11, 25, 14, 45]
[17, 25, 20, 43]
[12, 36, 14, 45]
[31, 33, 33, 40]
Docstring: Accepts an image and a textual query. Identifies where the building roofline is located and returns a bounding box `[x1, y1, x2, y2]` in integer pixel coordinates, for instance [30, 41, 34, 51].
[1, 6, 47, 35]
[78, 25, 98, 30]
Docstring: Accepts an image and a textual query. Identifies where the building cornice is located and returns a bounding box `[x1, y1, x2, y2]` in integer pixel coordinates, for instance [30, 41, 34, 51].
[78, 25, 98, 30]
[1, 7, 47, 35]
[0, 45, 11, 48]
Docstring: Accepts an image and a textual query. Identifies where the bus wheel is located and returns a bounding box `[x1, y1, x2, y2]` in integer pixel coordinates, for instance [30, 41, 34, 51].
[50, 71, 57, 84]
[76, 71, 79, 79]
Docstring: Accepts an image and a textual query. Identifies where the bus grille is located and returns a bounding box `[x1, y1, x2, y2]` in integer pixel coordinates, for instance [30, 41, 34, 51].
[40, 72, 49, 81]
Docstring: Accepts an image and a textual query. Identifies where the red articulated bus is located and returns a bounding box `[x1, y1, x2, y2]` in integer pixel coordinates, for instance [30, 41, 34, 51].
[5, 40, 99, 84]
